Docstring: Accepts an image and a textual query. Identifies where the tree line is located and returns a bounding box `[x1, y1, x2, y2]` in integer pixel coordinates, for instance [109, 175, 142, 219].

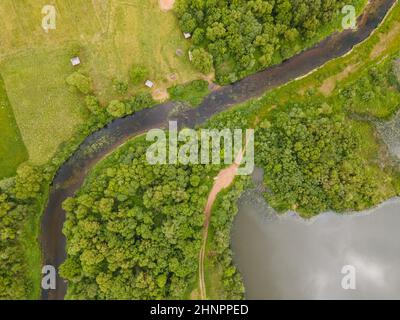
[176, 0, 359, 83]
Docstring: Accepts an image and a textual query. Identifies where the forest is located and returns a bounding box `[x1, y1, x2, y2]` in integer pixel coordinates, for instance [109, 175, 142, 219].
[255, 105, 382, 216]
[59, 136, 243, 299]
[0, 165, 43, 299]
[176, 0, 362, 83]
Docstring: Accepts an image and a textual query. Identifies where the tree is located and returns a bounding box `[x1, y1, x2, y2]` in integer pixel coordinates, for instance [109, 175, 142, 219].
[14, 165, 43, 200]
[107, 100, 127, 118]
[129, 65, 149, 85]
[179, 12, 197, 33]
[192, 28, 205, 45]
[66, 72, 91, 94]
[191, 48, 213, 74]
[85, 95, 102, 115]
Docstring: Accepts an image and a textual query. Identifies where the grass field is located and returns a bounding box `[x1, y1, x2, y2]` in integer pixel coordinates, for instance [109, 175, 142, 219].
[0, 75, 28, 178]
[1, 47, 85, 165]
[0, 0, 200, 169]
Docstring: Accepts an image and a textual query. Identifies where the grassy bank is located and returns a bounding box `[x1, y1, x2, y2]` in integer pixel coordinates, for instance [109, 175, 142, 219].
[0, 75, 27, 179]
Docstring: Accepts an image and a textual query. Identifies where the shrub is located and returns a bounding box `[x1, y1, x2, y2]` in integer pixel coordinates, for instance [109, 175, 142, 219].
[129, 65, 149, 85]
[191, 48, 213, 74]
[66, 72, 91, 94]
[168, 80, 209, 106]
[128, 92, 155, 113]
[85, 95, 102, 115]
[113, 80, 128, 95]
[106, 100, 126, 118]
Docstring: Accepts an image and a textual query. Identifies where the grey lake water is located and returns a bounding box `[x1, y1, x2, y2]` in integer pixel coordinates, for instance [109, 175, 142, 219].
[231, 174, 400, 299]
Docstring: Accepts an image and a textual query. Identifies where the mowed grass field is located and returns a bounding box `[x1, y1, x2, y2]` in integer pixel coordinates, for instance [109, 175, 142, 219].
[0, 0, 199, 176]
[0, 75, 28, 178]
[1, 47, 84, 165]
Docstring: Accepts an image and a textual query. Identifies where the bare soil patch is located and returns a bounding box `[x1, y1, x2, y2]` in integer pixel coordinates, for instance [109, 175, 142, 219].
[370, 22, 400, 59]
[319, 63, 360, 96]
[159, 0, 175, 11]
[152, 88, 170, 101]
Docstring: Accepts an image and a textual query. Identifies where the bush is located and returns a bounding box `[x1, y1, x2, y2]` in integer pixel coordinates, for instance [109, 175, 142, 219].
[129, 65, 149, 85]
[191, 48, 213, 74]
[192, 48, 213, 73]
[168, 80, 209, 106]
[128, 92, 155, 113]
[113, 80, 128, 95]
[85, 95, 102, 115]
[106, 100, 126, 118]
[66, 72, 91, 94]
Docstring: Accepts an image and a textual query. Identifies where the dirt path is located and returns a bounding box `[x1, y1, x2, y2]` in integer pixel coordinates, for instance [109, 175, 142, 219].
[159, 0, 175, 11]
[198, 146, 246, 299]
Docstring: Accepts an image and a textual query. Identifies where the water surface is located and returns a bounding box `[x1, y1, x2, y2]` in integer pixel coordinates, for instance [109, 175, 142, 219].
[231, 192, 400, 299]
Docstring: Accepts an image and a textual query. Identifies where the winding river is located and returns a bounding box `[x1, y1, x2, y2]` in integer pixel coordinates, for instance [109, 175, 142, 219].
[40, 0, 397, 300]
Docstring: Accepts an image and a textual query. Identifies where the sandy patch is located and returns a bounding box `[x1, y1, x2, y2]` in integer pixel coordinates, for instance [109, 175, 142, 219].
[159, 0, 175, 11]
[152, 88, 170, 101]
[319, 63, 359, 96]
[370, 22, 400, 59]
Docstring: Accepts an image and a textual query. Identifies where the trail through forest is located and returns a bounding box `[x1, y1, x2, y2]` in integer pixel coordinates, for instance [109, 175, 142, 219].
[198, 145, 247, 299]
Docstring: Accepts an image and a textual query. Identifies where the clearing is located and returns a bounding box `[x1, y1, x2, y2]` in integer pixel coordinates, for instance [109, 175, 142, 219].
[370, 22, 400, 59]
[319, 63, 360, 96]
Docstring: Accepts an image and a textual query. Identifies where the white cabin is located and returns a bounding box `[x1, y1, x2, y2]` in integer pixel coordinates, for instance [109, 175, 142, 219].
[70, 57, 81, 66]
[145, 80, 154, 88]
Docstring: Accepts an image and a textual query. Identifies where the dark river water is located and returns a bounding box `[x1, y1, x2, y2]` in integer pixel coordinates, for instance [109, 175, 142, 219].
[40, 0, 396, 300]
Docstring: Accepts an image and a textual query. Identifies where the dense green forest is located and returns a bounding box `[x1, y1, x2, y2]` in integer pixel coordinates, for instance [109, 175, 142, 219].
[176, 0, 363, 83]
[256, 106, 382, 216]
[0, 166, 43, 299]
[60, 137, 243, 299]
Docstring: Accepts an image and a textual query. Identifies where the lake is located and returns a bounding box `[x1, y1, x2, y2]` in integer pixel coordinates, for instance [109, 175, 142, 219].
[231, 181, 400, 299]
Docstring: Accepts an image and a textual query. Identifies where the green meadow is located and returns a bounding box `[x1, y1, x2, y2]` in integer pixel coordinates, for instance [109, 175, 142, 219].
[0, 75, 27, 178]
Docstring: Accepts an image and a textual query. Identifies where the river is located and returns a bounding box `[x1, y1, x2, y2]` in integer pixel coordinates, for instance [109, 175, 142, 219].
[40, 0, 396, 300]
